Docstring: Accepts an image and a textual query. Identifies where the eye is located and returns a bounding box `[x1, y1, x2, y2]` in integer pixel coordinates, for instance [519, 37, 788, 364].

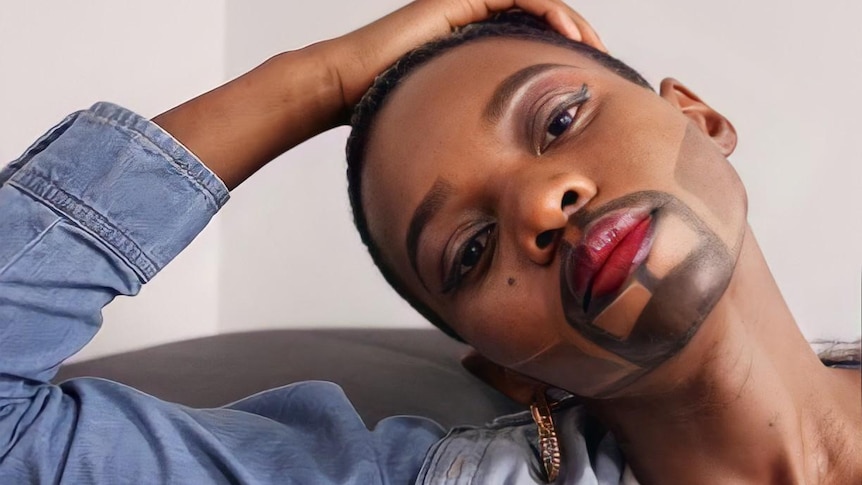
[535, 84, 590, 153]
[458, 226, 492, 275]
[443, 224, 496, 293]
[542, 105, 579, 150]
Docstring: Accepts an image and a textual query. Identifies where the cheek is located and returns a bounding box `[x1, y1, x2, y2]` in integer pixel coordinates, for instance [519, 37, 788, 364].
[581, 107, 746, 255]
[643, 213, 702, 279]
[574, 99, 686, 192]
[671, 124, 747, 253]
[454, 279, 561, 368]
[452, 278, 644, 397]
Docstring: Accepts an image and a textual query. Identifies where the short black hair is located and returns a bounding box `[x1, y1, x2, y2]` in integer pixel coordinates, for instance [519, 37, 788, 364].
[345, 12, 652, 341]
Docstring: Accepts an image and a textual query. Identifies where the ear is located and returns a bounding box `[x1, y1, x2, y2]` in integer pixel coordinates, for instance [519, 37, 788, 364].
[461, 349, 547, 406]
[659, 78, 738, 156]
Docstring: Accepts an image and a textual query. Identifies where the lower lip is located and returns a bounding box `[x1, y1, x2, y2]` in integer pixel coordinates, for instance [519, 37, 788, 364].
[589, 216, 653, 298]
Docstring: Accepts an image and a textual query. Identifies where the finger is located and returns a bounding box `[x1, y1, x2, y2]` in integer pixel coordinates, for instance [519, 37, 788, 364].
[563, 5, 608, 52]
[451, 0, 578, 41]
[505, 0, 608, 51]
[442, 0, 608, 51]
[505, 0, 581, 40]
[545, 7, 582, 42]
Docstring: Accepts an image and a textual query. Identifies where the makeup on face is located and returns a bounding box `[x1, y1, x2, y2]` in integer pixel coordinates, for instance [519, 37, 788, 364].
[508, 191, 737, 397]
[563, 191, 734, 361]
[363, 39, 748, 399]
[563, 204, 656, 313]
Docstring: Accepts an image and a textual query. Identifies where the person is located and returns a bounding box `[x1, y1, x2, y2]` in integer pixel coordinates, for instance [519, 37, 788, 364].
[0, 2, 621, 484]
[343, 9, 862, 485]
[0, 2, 858, 485]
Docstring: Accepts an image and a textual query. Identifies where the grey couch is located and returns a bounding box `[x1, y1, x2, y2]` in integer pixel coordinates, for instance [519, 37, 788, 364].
[55, 329, 523, 429]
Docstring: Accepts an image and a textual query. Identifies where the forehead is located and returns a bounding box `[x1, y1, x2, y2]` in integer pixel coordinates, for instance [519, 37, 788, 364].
[360, 38, 604, 285]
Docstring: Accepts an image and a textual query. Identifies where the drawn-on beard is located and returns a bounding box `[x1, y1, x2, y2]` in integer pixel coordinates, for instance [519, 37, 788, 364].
[560, 191, 736, 378]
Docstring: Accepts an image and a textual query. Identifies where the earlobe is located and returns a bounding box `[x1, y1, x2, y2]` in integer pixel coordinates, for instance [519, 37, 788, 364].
[461, 349, 547, 406]
[659, 78, 738, 156]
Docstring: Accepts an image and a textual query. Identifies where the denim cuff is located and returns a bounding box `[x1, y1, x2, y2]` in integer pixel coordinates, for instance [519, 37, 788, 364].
[6, 102, 229, 282]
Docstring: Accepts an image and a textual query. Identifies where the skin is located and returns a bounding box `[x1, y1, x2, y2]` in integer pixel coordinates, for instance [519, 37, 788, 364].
[361, 38, 862, 483]
[363, 37, 747, 396]
[153, 0, 600, 190]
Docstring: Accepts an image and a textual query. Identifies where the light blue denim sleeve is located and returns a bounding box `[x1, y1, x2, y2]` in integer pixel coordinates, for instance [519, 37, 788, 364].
[0, 103, 443, 484]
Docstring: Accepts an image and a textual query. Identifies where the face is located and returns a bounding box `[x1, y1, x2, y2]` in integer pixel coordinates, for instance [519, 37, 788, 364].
[362, 38, 747, 398]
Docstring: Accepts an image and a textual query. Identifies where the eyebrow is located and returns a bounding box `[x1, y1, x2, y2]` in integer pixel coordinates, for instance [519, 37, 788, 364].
[483, 63, 571, 123]
[406, 178, 454, 290]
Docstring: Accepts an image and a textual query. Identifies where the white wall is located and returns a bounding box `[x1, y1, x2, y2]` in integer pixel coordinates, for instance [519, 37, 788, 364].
[217, 0, 427, 332]
[0, 1, 226, 360]
[2, 1, 859, 361]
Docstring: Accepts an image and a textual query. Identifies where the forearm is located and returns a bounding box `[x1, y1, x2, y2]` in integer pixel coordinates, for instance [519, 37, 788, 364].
[153, 45, 342, 190]
[150, 0, 600, 192]
[150, 3, 450, 192]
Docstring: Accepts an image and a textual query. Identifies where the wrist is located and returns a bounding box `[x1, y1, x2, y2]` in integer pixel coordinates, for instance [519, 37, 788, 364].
[318, 2, 452, 111]
[293, 41, 354, 125]
[268, 46, 348, 127]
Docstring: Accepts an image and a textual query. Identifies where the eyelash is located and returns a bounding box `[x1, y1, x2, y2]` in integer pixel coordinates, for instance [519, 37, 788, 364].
[442, 223, 496, 294]
[538, 84, 590, 153]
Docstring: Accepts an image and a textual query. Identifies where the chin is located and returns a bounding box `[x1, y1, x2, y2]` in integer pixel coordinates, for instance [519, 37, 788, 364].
[560, 192, 738, 378]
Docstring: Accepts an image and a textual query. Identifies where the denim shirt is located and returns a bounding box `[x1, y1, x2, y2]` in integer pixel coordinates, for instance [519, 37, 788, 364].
[417, 402, 636, 485]
[0, 103, 637, 484]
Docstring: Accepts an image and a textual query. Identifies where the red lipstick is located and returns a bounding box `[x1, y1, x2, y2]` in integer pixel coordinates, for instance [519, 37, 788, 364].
[568, 208, 654, 310]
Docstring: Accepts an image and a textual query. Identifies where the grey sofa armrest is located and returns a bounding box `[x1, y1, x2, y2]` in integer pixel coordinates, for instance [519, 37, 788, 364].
[55, 329, 523, 429]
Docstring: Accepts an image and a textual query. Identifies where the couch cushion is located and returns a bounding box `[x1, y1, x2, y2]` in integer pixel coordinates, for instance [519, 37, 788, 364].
[55, 329, 523, 428]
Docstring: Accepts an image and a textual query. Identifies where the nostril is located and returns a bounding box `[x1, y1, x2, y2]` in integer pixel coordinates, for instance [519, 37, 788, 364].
[561, 190, 578, 209]
[536, 230, 556, 249]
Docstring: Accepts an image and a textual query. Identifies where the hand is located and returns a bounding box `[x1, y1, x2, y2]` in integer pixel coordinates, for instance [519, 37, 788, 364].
[154, 0, 604, 190]
[319, 0, 606, 118]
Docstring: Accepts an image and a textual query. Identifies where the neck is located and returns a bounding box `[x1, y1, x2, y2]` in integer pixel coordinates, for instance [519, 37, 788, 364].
[587, 228, 862, 484]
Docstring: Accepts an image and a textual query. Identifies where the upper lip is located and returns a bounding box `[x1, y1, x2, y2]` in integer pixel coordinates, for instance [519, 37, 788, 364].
[562, 206, 653, 310]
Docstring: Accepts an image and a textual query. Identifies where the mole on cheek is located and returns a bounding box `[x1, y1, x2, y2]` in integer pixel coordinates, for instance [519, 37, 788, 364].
[507, 277, 516, 286]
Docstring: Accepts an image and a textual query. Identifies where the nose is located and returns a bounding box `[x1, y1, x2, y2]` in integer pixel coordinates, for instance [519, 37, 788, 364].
[505, 172, 597, 265]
